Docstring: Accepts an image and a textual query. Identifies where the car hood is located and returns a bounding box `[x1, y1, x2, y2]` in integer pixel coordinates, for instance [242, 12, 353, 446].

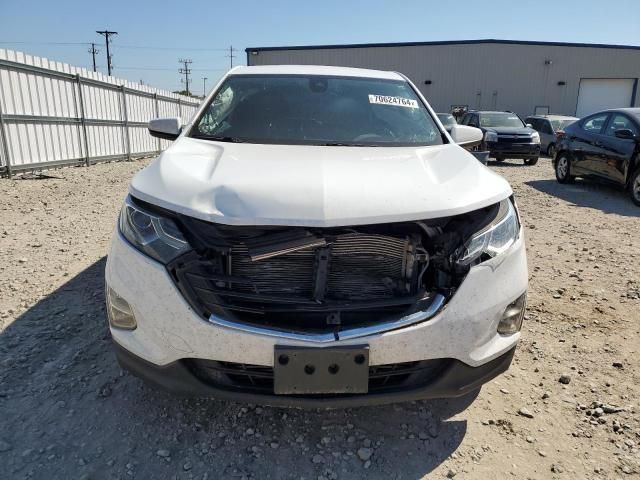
[129, 137, 512, 227]
[484, 126, 534, 135]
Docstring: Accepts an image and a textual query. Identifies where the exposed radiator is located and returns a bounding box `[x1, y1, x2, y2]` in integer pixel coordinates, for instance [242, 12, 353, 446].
[229, 232, 414, 301]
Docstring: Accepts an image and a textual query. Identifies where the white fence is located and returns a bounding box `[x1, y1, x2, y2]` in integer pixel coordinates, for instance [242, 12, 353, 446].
[0, 49, 201, 177]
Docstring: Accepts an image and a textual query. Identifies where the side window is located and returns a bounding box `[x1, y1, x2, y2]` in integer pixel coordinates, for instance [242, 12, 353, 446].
[542, 121, 553, 135]
[581, 114, 609, 134]
[605, 114, 638, 137]
[469, 115, 479, 127]
[461, 114, 470, 125]
[525, 118, 537, 131]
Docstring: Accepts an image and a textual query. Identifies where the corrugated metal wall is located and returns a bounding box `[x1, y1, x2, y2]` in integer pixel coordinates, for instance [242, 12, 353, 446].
[247, 42, 640, 118]
[0, 49, 201, 177]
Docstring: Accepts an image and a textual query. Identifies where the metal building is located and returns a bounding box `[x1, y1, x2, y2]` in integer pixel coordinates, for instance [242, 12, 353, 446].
[245, 39, 640, 119]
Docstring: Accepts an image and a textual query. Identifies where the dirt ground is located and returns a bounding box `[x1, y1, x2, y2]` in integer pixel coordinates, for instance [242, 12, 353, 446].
[0, 156, 639, 480]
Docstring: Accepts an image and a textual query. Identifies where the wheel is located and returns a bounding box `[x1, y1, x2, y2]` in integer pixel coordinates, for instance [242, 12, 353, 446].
[629, 168, 640, 206]
[524, 157, 538, 166]
[494, 156, 505, 162]
[555, 153, 574, 184]
[547, 143, 556, 159]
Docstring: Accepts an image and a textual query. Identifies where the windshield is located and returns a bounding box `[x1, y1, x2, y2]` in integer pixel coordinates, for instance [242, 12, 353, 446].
[550, 119, 576, 131]
[479, 113, 525, 128]
[191, 75, 443, 147]
[437, 114, 456, 126]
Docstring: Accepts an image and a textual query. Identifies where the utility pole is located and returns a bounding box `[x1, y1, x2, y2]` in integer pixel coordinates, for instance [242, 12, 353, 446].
[202, 77, 208, 97]
[226, 45, 236, 69]
[178, 58, 192, 96]
[96, 30, 117, 75]
[88, 43, 100, 72]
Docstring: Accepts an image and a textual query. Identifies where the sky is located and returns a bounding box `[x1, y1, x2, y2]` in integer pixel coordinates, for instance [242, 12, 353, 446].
[1, 0, 639, 93]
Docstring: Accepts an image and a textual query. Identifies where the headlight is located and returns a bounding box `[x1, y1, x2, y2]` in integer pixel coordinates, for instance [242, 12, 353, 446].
[484, 131, 498, 143]
[530, 132, 540, 144]
[456, 199, 519, 266]
[119, 196, 191, 264]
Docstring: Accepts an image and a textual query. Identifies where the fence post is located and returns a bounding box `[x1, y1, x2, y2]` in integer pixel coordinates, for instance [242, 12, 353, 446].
[75, 74, 90, 166]
[121, 85, 131, 161]
[177, 98, 182, 122]
[153, 93, 161, 154]
[0, 100, 12, 178]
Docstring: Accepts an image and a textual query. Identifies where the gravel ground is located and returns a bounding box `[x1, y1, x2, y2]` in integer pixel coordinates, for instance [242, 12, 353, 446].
[0, 157, 639, 479]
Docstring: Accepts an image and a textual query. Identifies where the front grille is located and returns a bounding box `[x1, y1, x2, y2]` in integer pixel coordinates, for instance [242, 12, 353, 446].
[497, 135, 533, 144]
[187, 358, 452, 395]
[170, 229, 425, 332]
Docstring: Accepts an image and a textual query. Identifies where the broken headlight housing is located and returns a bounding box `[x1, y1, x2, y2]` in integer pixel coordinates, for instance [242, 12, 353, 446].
[119, 196, 191, 264]
[456, 199, 519, 266]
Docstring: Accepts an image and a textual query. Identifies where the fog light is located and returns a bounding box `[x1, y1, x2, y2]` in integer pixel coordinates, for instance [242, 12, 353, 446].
[106, 286, 137, 330]
[497, 293, 526, 335]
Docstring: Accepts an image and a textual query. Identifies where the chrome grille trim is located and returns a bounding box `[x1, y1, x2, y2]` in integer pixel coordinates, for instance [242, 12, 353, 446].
[207, 293, 446, 343]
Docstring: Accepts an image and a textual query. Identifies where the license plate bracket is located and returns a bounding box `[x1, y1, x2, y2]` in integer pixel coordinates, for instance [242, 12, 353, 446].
[273, 345, 369, 395]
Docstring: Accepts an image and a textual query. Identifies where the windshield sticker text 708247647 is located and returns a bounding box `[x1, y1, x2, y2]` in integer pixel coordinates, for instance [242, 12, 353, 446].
[368, 94, 419, 109]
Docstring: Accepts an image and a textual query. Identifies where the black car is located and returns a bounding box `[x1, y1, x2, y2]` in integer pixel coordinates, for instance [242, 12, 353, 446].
[460, 111, 541, 165]
[554, 108, 640, 206]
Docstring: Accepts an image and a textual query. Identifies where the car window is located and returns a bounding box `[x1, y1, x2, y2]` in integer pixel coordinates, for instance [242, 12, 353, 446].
[460, 113, 470, 125]
[468, 115, 479, 127]
[192, 75, 443, 147]
[478, 113, 524, 128]
[550, 119, 577, 131]
[437, 114, 456, 126]
[581, 114, 609, 134]
[604, 114, 638, 137]
[542, 121, 553, 135]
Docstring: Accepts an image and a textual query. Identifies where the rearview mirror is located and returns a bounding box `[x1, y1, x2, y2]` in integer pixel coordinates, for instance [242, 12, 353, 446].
[148, 117, 182, 141]
[614, 128, 636, 140]
[450, 124, 483, 146]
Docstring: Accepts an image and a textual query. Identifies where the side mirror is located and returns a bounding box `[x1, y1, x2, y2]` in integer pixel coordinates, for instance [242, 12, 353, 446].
[526, 123, 533, 128]
[450, 124, 483, 146]
[614, 128, 636, 140]
[148, 117, 182, 141]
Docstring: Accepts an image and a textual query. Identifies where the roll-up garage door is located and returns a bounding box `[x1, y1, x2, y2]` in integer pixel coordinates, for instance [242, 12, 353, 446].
[576, 79, 635, 118]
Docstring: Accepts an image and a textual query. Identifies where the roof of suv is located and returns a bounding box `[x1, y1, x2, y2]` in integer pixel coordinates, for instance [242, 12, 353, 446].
[526, 114, 578, 120]
[228, 65, 405, 81]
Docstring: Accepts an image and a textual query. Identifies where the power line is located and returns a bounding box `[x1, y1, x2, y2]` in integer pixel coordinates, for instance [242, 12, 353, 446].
[0, 41, 90, 46]
[114, 44, 229, 51]
[88, 43, 100, 72]
[178, 58, 192, 96]
[96, 30, 117, 75]
[0, 41, 237, 51]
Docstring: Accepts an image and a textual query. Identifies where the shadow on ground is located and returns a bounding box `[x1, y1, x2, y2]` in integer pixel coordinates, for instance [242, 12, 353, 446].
[0, 258, 475, 479]
[526, 178, 638, 217]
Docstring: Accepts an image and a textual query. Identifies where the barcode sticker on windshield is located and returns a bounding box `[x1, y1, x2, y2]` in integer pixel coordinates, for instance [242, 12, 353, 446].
[368, 94, 418, 109]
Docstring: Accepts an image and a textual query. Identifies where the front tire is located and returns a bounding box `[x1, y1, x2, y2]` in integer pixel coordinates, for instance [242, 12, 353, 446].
[555, 153, 574, 183]
[547, 143, 556, 159]
[629, 168, 640, 206]
[524, 157, 538, 166]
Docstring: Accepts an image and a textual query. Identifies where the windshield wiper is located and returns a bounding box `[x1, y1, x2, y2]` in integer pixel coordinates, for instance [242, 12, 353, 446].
[317, 142, 380, 147]
[191, 134, 246, 143]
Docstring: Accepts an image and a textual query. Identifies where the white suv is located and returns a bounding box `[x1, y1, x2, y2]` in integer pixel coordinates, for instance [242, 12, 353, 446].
[105, 65, 528, 407]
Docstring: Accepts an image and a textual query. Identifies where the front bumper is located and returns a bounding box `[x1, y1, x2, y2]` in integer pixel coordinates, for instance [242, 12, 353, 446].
[112, 340, 516, 407]
[486, 141, 540, 158]
[105, 227, 528, 404]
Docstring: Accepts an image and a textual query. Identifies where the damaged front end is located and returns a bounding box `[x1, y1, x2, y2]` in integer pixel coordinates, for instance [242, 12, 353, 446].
[137, 197, 517, 339]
